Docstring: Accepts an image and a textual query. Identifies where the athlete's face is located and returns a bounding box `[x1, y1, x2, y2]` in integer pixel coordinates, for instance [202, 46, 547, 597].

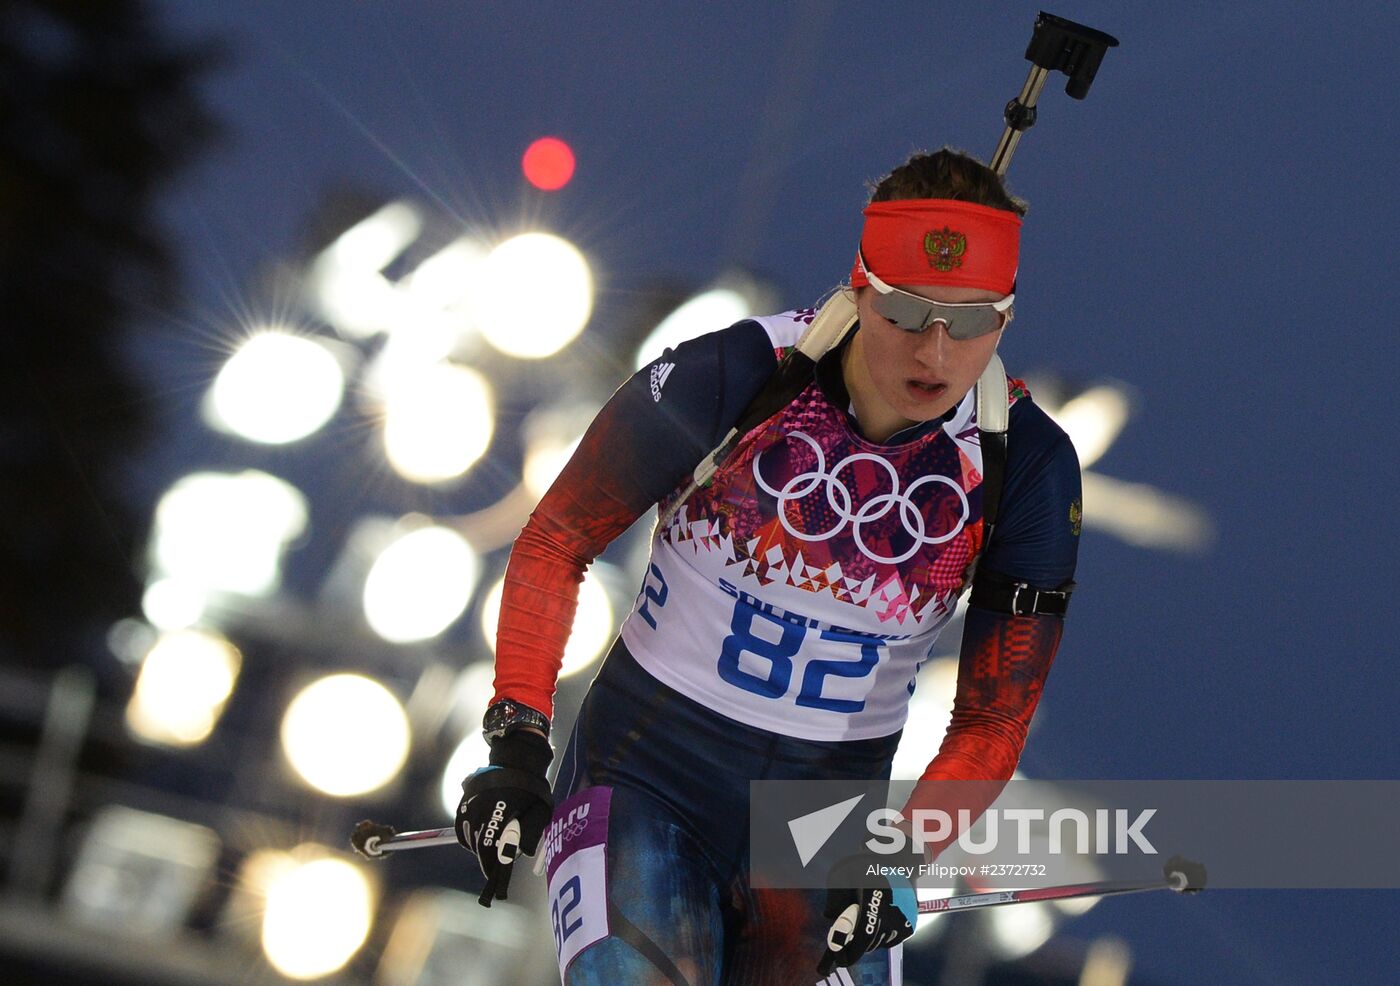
[847, 284, 1006, 440]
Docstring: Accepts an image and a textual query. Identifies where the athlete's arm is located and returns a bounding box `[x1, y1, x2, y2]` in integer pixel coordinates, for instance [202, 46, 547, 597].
[491, 321, 778, 718]
[901, 398, 1081, 846]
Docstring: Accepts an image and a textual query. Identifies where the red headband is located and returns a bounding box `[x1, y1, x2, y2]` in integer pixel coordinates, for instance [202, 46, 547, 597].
[850, 199, 1021, 295]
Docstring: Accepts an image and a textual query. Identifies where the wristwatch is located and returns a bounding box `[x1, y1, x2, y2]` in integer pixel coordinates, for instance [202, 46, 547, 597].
[482, 699, 551, 742]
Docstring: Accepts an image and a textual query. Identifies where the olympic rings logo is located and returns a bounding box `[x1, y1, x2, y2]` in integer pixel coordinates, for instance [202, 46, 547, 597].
[752, 431, 969, 565]
[547, 814, 590, 845]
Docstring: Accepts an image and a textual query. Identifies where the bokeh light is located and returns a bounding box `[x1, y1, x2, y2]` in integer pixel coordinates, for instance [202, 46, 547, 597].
[437, 663, 495, 816]
[476, 233, 593, 358]
[382, 362, 495, 483]
[523, 434, 583, 499]
[324, 201, 422, 272]
[363, 523, 479, 643]
[260, 854, 373, 979]
[1046, 384, 1130, 469]
[890, 656, 960, 779]
[440, 730, 491, 819]
[634, 287, 753, 370]
[520, 402, 594, 498]
[396, 235, 490, 353]
[522, 136, 576, 191]
[140, 577, 208, 631]
[985, 900, 1057, 959]
[151, 471, 308, 597]
[313, 268, 401, 340]
[1080, 472, 1214, 551]
[126, 629, 242, 747]
[309, 201, 423, 339]
[206, 331, 346, 444]
[403, 235, 489, 315]
[280, 674, 410, 796]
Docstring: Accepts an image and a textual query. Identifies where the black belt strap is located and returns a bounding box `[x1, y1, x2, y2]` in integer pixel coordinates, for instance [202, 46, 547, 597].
[980, 429, 1007, 534]
[968, 569, 1075, 617]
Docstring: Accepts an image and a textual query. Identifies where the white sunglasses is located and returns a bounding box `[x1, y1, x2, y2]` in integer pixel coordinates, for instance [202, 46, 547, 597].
[858, 249, 1014, 339]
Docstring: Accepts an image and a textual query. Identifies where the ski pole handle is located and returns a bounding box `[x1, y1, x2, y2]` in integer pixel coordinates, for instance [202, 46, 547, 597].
[349, 820, 459, 859]
[826, 903, 860, 950]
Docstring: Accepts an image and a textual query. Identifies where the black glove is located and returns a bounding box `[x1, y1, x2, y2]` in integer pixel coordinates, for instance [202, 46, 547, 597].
[455, 729, 554, 907]
[818, 858, 919, 975]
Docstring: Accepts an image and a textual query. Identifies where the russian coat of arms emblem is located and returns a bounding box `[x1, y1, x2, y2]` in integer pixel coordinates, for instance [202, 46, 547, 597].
[923, 227, 967, 272]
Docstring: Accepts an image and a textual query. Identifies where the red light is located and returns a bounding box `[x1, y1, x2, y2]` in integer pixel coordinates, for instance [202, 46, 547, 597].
[522, 137, 576, 191]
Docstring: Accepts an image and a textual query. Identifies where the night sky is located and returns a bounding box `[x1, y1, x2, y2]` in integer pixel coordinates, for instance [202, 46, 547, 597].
[144, 2, 1400, 982]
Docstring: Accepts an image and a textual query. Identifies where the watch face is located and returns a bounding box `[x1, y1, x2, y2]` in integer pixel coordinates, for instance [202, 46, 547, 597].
[484, 700, 547, 739]
[484, 701, 515, 731]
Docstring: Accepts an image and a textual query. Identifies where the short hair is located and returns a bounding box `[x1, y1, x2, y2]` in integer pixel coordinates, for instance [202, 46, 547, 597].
[868, 147, 1028, 217]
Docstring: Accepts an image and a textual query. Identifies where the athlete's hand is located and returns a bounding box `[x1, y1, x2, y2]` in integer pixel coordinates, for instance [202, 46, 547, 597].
[455, 729, 554, 907]
[818, 866, 918, 975]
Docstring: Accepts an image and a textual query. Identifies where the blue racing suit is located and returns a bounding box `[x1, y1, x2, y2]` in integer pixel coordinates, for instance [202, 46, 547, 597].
[494, 313, 1082, 984]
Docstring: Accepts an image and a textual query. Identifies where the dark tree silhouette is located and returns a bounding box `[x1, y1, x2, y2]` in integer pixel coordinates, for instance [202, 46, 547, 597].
[0, 0, 221, 668]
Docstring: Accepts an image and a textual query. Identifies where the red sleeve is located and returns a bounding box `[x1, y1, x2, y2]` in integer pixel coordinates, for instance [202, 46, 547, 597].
[489, 421, 658, 719]
[899, 606, 1063, 858]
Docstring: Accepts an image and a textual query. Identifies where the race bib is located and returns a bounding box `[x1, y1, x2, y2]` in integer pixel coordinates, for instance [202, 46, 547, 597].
[543, 787, 612, 977]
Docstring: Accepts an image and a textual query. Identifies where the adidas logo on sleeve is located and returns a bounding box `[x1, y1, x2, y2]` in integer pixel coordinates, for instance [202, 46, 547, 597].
[650, 362, 675, 402]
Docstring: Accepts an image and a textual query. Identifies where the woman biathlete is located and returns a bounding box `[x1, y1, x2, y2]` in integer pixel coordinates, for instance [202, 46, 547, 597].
[456, 148, 1082, 985]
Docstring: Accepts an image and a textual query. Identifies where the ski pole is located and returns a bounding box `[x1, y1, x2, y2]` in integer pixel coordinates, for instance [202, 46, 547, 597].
[916, 855, 1205, 915]
[350, 819, 470, 858]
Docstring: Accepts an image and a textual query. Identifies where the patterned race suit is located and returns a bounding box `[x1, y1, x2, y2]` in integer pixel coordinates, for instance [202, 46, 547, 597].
[491, 312, 1081, 985]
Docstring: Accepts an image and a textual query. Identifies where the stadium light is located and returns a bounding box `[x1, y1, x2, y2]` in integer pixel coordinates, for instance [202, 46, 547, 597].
[440, 729, 491, 819]
[387, 235, 492, 358]
[1079, 937, 1133, 985]
[476, 233, 593, 358]
[890, 656, 959, 780]
[1080, 472, 1214, 552]
[309, 201, 423, 340]
[205, 330, 347, 444]
[261, 852, 374, 979]
[985, 901, 1057, 959]
[403, 235, 489, 320]
[1035, 380, 1214, 552]
[324, 201, 422, 273]
[523, 433, 582, 499]
[635, 288, 748, 371]
[126, 628, 242, 747]
[140, 576, 209, 631]
[382, 361, 495, 484]
[1046, 384, 1130, 470]
[281, 673, 411, 797]
[363, 521, 479, 643]
[634, 273, 779, 370]
[150, 470, 308, 598]
[437, 663, 495, 816]
[221, 848, 297, 949]
[520, 402, 595, 498]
